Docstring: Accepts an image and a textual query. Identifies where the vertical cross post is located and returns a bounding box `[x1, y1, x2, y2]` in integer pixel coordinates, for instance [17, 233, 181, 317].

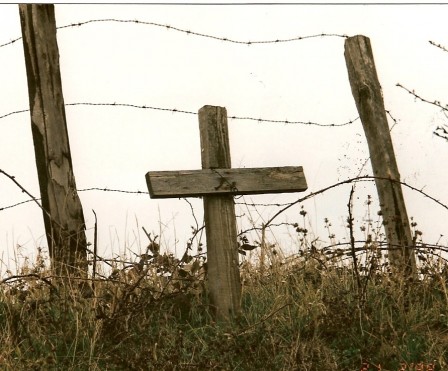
[199, 105, 241, 321]
[146, 106, 307, 321]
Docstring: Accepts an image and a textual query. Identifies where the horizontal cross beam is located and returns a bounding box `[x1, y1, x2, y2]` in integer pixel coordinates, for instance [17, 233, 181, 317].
[146, 166, 307, 198]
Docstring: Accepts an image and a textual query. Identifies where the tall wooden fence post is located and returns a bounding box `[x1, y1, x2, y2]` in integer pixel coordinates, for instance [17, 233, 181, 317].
[199, 106, 242, 321]
[344, 35, 416, 277]
[19, 4, 87, 276]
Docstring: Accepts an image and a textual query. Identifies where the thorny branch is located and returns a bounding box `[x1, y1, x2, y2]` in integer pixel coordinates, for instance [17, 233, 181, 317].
[429, 40, 448, 53]
[396, 83, 448, 141]
[264, 175, 448, 228]
[396, 83, 448, 113]
[0, 168, 64, 232]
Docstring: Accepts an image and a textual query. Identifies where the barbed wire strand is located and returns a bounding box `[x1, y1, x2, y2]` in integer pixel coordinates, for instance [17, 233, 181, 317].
[0, 18, 349, 49]
[0, 108, 30, 120]
[235, 200, 296, 208]
[2, 173, 447, 235]
[0, 187, 150, 212]
[0, 102, 359, 128]
[79, 187, 149, 195]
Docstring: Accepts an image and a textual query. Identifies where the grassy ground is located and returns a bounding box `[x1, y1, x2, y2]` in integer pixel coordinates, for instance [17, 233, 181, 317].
[1, 238, 447, 371]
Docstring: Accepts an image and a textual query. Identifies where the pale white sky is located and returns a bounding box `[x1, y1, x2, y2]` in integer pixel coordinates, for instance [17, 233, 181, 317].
[1, 4, 448, 272]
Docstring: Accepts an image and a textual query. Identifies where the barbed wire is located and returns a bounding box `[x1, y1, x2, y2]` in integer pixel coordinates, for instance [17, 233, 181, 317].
[0, 186, 150, 212]
[2, 186, 297, 212]
[79, 187, 149, 195]
[235, 200, 295, 208]
[0, 198, 36, 211]
[0, 108, 30, 120]
[0, 102, 359, 127]
[0, 18, 349, 49]
[67, 102, 198, 116]
[0, 36, 21, 49]
[2, 172, 447, 233]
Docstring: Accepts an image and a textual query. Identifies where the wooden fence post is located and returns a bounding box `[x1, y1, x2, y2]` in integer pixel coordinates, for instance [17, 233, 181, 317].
[199, 105, 242, 320]
[19, 4, 87, 276]
[344, 35, 417, 277]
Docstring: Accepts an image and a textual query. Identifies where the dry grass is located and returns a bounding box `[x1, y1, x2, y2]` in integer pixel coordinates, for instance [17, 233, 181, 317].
[1, 230, 447, 370]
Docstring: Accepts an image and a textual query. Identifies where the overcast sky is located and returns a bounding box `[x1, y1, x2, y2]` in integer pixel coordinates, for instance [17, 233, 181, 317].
[1, 4, 448, 273]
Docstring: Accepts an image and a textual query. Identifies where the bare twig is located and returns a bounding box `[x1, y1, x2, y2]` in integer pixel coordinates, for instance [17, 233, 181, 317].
[265, 175, 448, 228]
[92, 209, 98, 291]
[347, 185, 362, 295]
[0, 168, 64, 231]
[0, 273, 59, 295]
[182, 198, 200, 233]
[429, 40, 448, 53]
[396, 83, 448, 112]
[236, 303, 292, 336]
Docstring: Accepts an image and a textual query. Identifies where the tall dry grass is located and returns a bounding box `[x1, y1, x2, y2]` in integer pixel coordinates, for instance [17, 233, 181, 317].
[0, 214, 447, 370]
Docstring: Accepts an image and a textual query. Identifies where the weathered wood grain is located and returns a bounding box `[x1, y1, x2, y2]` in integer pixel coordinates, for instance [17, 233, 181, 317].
[19, 4, 87, 275]
[145, 105, 310, 321]
[344, 35, 416, 276]
[146, 166, 307, 198]
[199, 105, 241, 322]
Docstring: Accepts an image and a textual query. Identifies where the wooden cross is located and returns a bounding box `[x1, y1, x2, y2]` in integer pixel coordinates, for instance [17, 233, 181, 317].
[145, 105, 308, 321]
